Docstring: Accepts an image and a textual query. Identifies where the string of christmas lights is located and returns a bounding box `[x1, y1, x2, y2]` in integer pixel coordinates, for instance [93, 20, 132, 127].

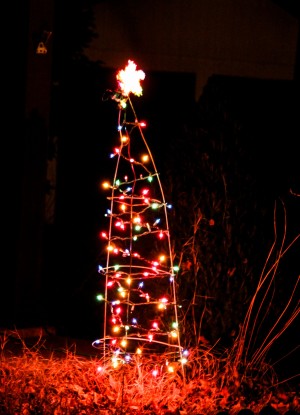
[93, 60, 187, 371]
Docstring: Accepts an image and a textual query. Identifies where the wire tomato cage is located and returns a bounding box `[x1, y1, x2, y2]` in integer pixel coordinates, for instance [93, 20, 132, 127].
[93, 60, 188, 375]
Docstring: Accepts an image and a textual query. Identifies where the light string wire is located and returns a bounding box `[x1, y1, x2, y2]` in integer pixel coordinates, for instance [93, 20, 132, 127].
[95, 71, 185, 381]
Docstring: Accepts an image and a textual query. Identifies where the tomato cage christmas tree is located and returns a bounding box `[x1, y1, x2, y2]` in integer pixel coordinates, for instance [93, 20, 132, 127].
[93, 60, 187, 371]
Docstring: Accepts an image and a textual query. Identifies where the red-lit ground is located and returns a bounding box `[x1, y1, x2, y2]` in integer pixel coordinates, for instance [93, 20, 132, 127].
[0, 330, 299, 415]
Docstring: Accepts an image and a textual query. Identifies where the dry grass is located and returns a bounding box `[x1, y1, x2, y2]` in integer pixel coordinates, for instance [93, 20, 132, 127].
[0, 330, 299, 415]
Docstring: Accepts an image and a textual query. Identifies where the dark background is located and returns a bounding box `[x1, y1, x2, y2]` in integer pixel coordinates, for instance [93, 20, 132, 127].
[3, 0, 299, 363]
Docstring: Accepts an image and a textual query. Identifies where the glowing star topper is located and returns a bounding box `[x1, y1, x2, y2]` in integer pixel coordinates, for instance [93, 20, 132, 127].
[116, 60, 145, 97]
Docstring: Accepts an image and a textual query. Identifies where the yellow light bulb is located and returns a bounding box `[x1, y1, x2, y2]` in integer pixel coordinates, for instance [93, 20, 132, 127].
[168, 365, 175, 373]
[102, 181, 110, 189]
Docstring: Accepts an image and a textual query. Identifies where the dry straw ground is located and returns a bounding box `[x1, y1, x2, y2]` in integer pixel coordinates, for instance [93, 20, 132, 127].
[0, 328, 299, 415]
